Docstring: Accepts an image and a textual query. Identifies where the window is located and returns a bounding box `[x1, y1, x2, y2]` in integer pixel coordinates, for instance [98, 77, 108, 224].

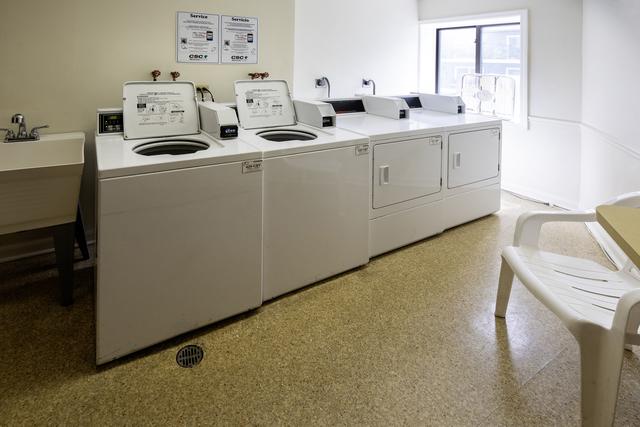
[479, 24, 521, 77]
[419, 11, 528, 124]
[436, 27, 477, 96]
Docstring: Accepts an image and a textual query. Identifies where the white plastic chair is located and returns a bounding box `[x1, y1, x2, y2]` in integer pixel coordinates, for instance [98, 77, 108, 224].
[495, 191, 640, 426]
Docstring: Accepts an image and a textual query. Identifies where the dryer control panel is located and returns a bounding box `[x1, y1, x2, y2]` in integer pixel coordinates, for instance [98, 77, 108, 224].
[293, 99, 336, 129]
[362, 96, 410, 120]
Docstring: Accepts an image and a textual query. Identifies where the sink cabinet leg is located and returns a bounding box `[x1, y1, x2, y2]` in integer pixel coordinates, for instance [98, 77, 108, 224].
[54, 222, 75, 306]
[75, 205, 90, 261]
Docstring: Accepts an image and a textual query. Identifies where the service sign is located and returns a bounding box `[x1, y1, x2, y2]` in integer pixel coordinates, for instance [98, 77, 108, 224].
[176, 12, 220, 63]
[221, 15, 258, 64]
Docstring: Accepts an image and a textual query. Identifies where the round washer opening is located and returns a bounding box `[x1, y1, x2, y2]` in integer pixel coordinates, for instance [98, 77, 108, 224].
[133, 139, 210, 156]
[256, 129, 317, 142]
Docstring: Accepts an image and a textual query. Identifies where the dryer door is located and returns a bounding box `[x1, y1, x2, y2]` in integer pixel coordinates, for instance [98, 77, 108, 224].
[448, 128, 500, 189]
[373, 136, 442, 209]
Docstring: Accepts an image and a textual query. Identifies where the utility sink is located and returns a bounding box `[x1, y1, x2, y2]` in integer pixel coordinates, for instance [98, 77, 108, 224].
[0, 132, 85, 235]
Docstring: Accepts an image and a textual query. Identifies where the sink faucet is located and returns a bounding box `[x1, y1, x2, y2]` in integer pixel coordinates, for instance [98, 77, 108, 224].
[12, 114, 28, 139]
[2, 114, 49, 142]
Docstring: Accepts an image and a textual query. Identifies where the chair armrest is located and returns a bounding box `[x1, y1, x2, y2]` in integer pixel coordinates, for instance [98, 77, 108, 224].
[514, 210, 596, 247]
[613, 289, 640, 334]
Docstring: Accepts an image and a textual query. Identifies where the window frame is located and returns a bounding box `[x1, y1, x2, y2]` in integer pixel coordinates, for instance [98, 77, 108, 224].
[435, 22, 521, 95]
[419, 9, 529, 127]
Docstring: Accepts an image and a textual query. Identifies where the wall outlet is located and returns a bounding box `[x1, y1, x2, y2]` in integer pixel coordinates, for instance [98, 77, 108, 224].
[196, 83, 209, 91]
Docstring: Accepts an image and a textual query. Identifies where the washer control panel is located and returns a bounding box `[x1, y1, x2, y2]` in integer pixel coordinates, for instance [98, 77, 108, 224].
[97, 108, 124, 135]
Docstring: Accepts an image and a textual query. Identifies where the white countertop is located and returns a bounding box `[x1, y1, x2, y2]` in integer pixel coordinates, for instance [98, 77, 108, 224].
[336, 113, 446, 141]
[336, 110, 501, 142]
[95, 132, 262, 179]
[409, 109, 502, 128]
[238, 124, 368, 159]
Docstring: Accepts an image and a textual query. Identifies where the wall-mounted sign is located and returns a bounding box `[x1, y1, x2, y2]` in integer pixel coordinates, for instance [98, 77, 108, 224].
[176, 12, 220, 64]
[221, 15, 259, 64]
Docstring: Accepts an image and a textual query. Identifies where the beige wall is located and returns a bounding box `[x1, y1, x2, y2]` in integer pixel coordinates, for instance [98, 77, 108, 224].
[0, 0, 294, 258]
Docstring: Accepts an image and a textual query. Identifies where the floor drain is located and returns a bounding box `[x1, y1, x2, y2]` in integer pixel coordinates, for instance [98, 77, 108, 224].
[176, 344, 204, 368]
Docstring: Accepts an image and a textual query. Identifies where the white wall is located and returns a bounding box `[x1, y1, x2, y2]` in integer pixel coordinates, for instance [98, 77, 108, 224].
[580, 0, 640, 208]
[293, 0, 419, 99]
[502, 117, 582, 208]
[418, 0, 584, 208]
[419, 0, 638, 266]
[418, 0, 583, 121]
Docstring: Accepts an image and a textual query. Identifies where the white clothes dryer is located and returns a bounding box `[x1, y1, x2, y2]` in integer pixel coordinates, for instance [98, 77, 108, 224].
[397, 95, 503, 230]
[328, 97, 447, 257]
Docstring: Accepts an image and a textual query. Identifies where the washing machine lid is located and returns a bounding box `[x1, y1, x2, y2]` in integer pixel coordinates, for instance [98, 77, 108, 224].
[234, 80, 297, 130]
[122, 81, 200, 140]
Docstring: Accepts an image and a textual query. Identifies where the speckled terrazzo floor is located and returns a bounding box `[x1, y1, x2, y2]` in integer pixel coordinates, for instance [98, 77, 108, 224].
[2, 192, 640, 426]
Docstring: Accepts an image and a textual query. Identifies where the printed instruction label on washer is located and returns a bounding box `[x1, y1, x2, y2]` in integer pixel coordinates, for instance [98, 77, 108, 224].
[177, 12, 220, 63]
[221, 15, 258, 64]
[242, 160, 263, 174]
[355, 144, 370, 156]
[133, 91, 187, 127]
[243, 88, 284, 119]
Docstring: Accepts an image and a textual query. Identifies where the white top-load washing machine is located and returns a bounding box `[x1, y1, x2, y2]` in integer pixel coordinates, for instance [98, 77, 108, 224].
[95, 81, 263, 364]
[397, 94, 503, 230]
[327, 96, 448, 257]
[233, 80, 370, 301]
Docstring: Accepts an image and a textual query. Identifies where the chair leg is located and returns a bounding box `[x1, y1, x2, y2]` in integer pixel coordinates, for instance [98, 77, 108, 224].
[624, 305, 640, 351]
[579, 330, 625, 427]
[54, 222, 76, 306]
[495, 255, 514, 318]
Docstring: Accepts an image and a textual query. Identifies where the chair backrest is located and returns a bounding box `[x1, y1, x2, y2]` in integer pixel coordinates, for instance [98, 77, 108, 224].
[607, 191, 640, 208]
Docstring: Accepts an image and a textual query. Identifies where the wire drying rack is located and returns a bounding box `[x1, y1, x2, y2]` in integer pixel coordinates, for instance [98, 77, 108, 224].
[461, 74, 516, 119]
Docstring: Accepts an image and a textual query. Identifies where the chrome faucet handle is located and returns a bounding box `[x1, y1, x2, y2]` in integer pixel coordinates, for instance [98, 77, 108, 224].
[0, 128, 16, 141]
[29, 125, 49, 139]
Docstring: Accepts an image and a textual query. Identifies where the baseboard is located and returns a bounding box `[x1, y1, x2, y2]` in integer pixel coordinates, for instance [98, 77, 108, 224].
[502, 183, 578, 210]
